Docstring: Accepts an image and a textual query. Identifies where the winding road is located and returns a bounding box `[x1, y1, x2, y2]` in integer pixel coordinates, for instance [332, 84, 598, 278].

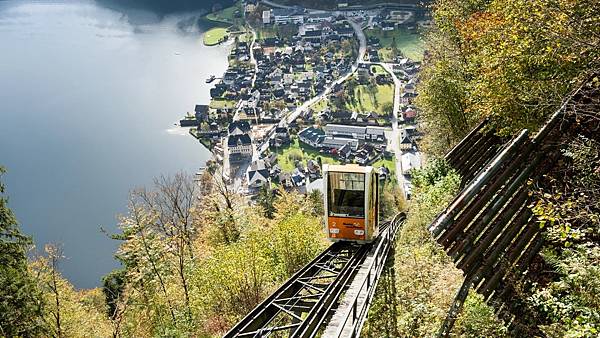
[256, 15, 367, 155]
[284, 18, 366, 125]
[254, 0, 412, 197]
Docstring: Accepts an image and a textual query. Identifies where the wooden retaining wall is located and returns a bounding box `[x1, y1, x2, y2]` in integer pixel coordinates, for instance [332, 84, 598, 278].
[432, 110, 573, 334]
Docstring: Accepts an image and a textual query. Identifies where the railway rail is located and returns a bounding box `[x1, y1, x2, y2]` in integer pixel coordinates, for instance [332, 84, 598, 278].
[224, 214, 405, 338]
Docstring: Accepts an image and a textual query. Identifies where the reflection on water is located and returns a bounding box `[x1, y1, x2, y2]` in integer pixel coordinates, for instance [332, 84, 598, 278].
[0, 0, 230, 288]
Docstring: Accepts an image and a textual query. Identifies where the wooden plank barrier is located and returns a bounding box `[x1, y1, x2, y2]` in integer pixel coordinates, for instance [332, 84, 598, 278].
[433, 109, 570, 336]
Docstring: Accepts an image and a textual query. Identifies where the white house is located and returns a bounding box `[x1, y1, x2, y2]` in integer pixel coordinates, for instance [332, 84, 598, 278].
[401, 151, 422, 175]
[247, 159, 270, 190]
[262, 10, 271, 24]
[228, 134, 252, 156]
[324, 124, 387, 142]
[272, 8, 305, 24]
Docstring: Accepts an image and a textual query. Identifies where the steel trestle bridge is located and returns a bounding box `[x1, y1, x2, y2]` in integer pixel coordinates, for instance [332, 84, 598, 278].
[224, 213, 406, 338]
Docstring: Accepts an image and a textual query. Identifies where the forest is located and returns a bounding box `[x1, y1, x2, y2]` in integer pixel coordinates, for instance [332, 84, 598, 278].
[1, 0, 599, 336]
[363, 0, 598, 336]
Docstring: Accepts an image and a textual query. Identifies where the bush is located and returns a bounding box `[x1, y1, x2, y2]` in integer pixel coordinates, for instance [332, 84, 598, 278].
[287, 149, 303, 162]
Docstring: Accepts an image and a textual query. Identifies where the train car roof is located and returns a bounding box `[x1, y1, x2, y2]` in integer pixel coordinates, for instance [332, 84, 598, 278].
[323, 164, 374, 174]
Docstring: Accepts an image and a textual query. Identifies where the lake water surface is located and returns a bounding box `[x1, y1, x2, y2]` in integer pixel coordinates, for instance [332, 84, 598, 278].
[0, 0, 229, 288]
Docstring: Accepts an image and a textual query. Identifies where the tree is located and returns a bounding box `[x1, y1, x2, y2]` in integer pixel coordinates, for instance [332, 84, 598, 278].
[132, 173, 197, 322]
[256, 184, 276, 219]
[417, 0, 600, 155]
[0, 166, 46, 337]
[200, 168, 243, 245]
[307, 189, 324, 218]
[382, 102, 394, 116]
[287, 149, 303, 162]
[30, 244, 111, 337]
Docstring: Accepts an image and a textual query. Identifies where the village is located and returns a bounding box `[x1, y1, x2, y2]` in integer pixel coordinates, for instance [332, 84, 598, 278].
[180, 0, 429, 199]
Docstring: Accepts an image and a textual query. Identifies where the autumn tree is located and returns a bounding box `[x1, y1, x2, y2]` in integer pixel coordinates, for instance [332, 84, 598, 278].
[417, 0, 600, 155]
[30, 244, 111, 337]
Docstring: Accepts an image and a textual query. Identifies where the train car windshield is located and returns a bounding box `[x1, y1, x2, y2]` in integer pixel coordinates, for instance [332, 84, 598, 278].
[328, 172, 365, 218]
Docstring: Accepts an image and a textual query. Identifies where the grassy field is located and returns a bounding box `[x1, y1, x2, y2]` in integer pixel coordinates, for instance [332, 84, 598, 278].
[274, 137, 340, 172]
[203, 27, 229, 46]
[205, 1, 241, 25]
[365, 28, 424, 61]
[345, 84, 394, 116]
[310, 98, 329, 113]
[370, 64, 387, 75]
[238, 31, 254, 43]
[256, 26, 278, 40]
[372, 156, 396, 179]
[209, 98, 237, 109]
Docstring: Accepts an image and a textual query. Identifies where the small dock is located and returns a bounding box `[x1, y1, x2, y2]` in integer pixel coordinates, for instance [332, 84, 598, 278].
[206, 75, 218, 83]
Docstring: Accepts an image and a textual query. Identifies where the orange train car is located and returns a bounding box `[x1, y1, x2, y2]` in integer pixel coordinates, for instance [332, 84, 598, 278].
[323, 164, 379, 243]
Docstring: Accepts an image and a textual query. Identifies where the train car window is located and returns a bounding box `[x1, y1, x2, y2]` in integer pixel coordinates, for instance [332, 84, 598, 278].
[327, 172, 365, 218]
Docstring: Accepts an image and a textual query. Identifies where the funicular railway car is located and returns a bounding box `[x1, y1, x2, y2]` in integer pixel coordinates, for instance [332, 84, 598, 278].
[323, 164, 379, 243]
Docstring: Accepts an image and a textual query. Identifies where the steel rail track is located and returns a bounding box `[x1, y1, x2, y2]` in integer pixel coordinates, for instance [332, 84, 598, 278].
[327, 213, 406, 338]
[224, 218, 399, 338]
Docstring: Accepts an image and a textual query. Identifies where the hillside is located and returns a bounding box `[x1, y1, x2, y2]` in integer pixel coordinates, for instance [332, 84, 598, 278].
[363, 0, 600, 336]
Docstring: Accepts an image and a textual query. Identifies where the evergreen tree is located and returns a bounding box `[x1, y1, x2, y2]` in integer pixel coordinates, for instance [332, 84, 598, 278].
[0, 167, 46, 336]
[256, 184, 276, 219]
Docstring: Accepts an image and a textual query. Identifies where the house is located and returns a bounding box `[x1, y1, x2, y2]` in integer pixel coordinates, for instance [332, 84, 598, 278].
[368, 49, 380, 62]
[378, 166, 390, 180]
[278, 172, 294, 189]
[210, 83, 227, 98]
[262, 10, 271, 24]
[353, 143, 377, 165]
[401, 151, 422, 175]
[247, 159, 270, 190]
[179, 116, 199, 127]
[334, 24, 354, 38]
[338, 143, 353, 160]
[307, 12, 333, 23]
[321, 136, 358, 150]
[357, 63, 371, 82]
[399, 134, 413, 150]
[402, 109, 417, 123]
[271, 8, 305, 24]
[228, 121, 251, 135]
[222, 70, 239, 85]
[389, 10, 411, 23]
[324, 124, 387, 142]
[306, 159, 321, 180]
[298, 127, 325, 148]
[270, 125, 291, 148]
[270, 164, 282, 178]
[291, 168, 306, 186]
[381, 21, 395, 31]
[245, 1, 257, 13]
[194, 104, 209, 121]
[228, 128, 252, 160]
[275, 125, 290, 140]
[301, 28, 323, 39]
[325, 110, 353, 122]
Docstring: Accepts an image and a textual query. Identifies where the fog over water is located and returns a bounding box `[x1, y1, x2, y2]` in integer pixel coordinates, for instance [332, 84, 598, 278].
[0, 0, 231, 288]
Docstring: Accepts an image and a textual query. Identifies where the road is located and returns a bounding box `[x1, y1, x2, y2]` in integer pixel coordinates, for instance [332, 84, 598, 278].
[261, 0, 293, 9]
[382, 63, 406, 190]
[357, 60, 407, 193]
[255, 0, 411, 197]
[261, 0, 419, 11]
[254, 14, 367, 156]
[284, 18, 366, 125]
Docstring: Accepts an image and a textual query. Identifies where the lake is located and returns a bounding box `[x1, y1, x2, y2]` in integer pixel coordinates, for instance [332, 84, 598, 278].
[0, 0, 231, 288]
